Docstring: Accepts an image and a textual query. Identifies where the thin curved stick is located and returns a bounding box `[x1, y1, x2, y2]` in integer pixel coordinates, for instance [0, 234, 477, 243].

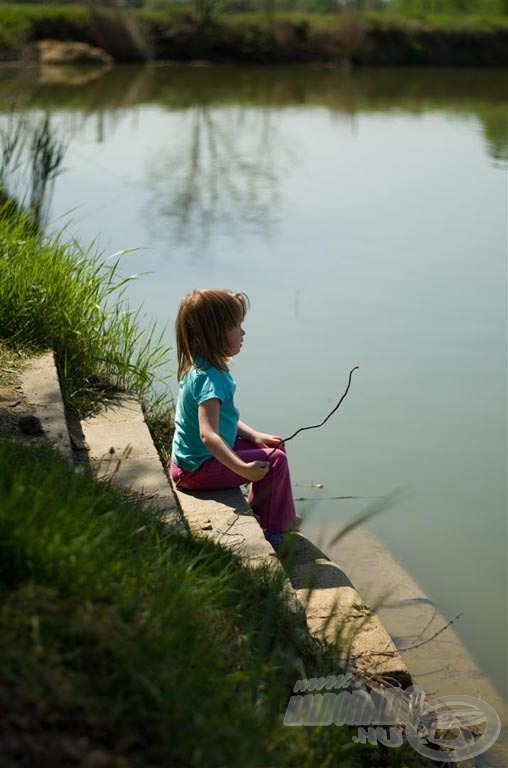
[266, 366, 359, 458]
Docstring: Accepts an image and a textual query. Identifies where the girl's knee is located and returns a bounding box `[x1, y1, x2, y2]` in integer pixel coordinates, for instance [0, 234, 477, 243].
[269, 448, 288, 470]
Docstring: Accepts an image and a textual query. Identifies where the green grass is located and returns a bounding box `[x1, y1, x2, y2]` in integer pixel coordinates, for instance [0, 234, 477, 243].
[361, 10, 508, 29]
[137, 6, 508, 30]
[0, 209, 171, 416]
[0, 440, 304, 767]
[0, 439, 432, 768]
[0, 3, 93, 59]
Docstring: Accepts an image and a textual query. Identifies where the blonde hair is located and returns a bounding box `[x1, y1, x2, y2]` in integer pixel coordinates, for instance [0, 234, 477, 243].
[175, 289, 249, 379]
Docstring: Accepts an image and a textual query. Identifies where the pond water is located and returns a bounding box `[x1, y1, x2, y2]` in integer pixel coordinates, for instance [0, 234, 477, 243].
[2, 64, 506, 711]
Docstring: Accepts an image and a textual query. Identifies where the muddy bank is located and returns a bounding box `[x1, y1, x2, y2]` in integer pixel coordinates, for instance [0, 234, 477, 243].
[353, 24, 508, 67]
[149, 21, 508, 68]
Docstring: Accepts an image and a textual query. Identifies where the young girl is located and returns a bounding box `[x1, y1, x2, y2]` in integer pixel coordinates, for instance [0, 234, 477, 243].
[169, 288, 297, 548]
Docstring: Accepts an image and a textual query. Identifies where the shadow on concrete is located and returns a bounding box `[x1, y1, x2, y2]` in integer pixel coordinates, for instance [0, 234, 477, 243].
[65, 404, 94, 473]
[174, 485, 249, 512]
[279, 532, 356, 591]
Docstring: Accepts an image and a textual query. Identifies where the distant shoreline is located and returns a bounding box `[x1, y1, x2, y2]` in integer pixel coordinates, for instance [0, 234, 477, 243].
[1, 6, 507, 68]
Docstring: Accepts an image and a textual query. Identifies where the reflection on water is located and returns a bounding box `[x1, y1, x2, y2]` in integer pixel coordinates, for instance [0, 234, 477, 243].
[144, 103, 288, 253]
[0, 110, 67, 228]
[1, 65, 505, 250]
[1, 63, 506, 155]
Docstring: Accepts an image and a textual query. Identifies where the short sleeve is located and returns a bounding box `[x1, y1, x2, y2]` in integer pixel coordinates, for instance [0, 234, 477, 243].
[192, 369, 227, 406]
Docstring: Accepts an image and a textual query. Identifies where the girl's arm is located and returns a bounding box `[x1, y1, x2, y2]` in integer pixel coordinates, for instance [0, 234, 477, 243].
[237, 419, 283, 449]
[198, 400, 269, 482]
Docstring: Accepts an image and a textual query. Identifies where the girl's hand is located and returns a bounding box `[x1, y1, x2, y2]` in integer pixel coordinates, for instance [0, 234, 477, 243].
[242, 460, 269, 482]
[253, 432, 283, 449]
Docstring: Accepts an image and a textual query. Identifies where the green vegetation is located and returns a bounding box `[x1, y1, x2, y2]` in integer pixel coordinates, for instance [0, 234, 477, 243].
[1, 111, 67, 227]
[0, 1, 506, 64]
[390, 0, 507, 17]
[0, 3, 93, 59]
[0, 211, 171, 416]
[2, 0, 506, 16]
[0, 102, 171, 418]
[0, 441, 339, 766]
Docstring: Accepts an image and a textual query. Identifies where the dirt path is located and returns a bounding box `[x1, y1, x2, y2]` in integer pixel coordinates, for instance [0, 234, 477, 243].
[0, 348, 50, 448]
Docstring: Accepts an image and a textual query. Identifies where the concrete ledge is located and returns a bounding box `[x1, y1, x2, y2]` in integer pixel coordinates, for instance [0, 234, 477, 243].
[281, 533, 412, 687]
[172, 484, 304, 617]
[21, 351, 73, 462]
[172, 484, 412, 687]
[172, 484, 273, 564]
[81, 394, 183, 529]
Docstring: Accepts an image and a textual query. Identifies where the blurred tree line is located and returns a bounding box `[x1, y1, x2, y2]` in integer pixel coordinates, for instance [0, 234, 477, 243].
[389, 0, 507, 14]
[2, 0, 506, 14]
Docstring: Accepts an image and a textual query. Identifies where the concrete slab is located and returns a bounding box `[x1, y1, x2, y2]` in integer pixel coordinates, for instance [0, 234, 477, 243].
[281, 532, 413, 687]
[82, 419, 157, 458]
[173, 485, 275, 559]
[81, 395, 183, 530]
[172, 483, 305, 618]
[304, 522, 508, 764]
[21, 351, 73, 462]
[172, 486, 411, 685]
[172, 485, 250, 516]
[84, 395, 145, 424]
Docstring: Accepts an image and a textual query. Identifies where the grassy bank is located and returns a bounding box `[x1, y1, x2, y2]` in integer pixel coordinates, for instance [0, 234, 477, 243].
[0, 3, 507, 65]
[0, 440, 346, 767]
[0, 208, 432, 766]
[0, 3, 94, 60]
[0, 210, 170, 417]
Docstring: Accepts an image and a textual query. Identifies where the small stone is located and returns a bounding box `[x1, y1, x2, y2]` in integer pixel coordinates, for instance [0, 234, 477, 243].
[18, 415, 44, 435]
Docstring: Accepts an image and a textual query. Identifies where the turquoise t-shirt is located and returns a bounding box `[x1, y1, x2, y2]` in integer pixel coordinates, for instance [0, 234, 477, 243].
[171, 356, 239, 471]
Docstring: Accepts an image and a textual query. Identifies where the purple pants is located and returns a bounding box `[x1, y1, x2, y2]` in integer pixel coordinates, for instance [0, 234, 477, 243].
[169, 437, 296, 534]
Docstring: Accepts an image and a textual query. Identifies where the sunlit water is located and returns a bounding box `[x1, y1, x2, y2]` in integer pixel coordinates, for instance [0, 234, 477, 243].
[2, 64, 506, 706]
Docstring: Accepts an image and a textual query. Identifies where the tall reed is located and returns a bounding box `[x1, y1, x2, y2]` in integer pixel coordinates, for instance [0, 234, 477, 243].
[0, 109, 67, 228]
[0, 210, 171, 415]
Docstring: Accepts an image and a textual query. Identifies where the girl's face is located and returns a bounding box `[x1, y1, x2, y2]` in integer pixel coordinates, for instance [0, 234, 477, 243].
[225, 324, 245, 356]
